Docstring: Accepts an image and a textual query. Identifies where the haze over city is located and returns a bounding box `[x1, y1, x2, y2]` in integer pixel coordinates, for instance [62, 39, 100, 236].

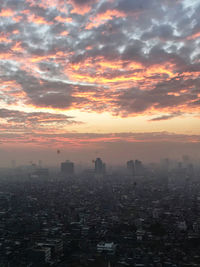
[1, 1, 200, 266]
[0, 0, 200, 166]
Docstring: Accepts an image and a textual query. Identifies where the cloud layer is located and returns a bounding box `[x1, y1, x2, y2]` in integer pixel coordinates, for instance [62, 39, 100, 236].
[0, 0, 200, 115]
[0, 0, 200, 156]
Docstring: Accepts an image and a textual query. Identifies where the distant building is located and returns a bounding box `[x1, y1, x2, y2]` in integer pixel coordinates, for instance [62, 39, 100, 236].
[35, 168, 49, 177]
[94, 158, 106, 175]
[127, 160, 135, 176]
[135, 159, 143, 176]
[36, 239, 63, 259]
[61, 160, 74, 175]
[161, 158, 170, 172]
[177, 221, 187, 231]
[187, 163, 194, 177]
[29, 164, 49, 179]
[28, 247, 51, 265]
[97, 242, 116, 255]
[182, 155, 190, 166]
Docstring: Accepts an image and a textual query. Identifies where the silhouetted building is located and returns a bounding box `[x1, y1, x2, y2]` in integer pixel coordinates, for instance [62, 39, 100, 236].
[182, 155, 190, 166]
[127, 160, 135, 176]
[28, 247, 51, 265]
[29, 164, 49, 179]
[35, 168, 49, 177]
[161, 158, 170, 172]
[95, 158, 106, 175]
[135, 159, 143, 176]
[187, 163, 194, 178]
[97, 242, 116, 255]
[61, 160, 74, 175]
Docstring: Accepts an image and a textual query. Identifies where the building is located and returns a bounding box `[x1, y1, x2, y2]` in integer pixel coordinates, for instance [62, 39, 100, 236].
[61, 160, 74, 175]
[127, 160, 135, 176]
[36, 239, 63, 259]
[29, 165, 49, 179]
[97, 242, 116, 255]
[94, 158, 106, 175]
[35, 168, 49, 177]
[135, 160, 143, 176]
[28, 247, 51, 265]
[161, 158, 170, 172]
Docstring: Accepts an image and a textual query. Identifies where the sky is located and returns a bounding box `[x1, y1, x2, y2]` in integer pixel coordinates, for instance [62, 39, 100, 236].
[0, 0, 200, 166]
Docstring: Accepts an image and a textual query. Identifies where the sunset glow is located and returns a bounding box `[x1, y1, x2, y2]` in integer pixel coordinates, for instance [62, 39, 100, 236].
[0, 0, 200, 165]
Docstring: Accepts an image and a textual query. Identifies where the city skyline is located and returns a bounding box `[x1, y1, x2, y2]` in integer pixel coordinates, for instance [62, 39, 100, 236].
[0, 0, 200, 166]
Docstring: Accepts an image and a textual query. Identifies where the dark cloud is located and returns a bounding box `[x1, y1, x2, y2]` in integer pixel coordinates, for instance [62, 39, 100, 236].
[114, 76, 199, 116]
[0, 0, 200, 118]
[149, 112, 182, 121]
[0, 108, 79, 126]
[117, 0, 154, 13]
[1, 130, 200, 147]
[70, 0, 96, 5]
[141, 24, 175, 41]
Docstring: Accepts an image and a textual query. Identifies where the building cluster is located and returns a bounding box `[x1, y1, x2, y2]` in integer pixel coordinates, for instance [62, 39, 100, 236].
[0, 157, 199, 266]
[127, 159, 144, 177]
[60, 158, 106, 178]
[61, 160, 74, 176]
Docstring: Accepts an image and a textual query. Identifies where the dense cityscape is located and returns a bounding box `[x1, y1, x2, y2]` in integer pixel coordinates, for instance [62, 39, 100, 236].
[1, 0, 200, 266]
[0, 156, 200, 267]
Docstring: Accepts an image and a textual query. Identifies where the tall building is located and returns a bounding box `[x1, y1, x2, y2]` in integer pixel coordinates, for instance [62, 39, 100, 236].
[94, 158, 106, 175]
[182, 155, 190, 166]
[127, 160, 135, 176]
[34, 168, 49, 178]
[161, 158, 170, 172]
[135, 159, 143, 176]
[61, 160, 74, 175]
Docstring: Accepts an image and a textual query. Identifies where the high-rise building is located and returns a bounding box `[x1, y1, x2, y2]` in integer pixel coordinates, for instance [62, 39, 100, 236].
[94, 158, 106, 175]
[61, 160, 74, 175]
[161, 158, 170, 172]
[127, 160, 135, 176]
[135, 159, 143, 176]
[182, 155, 190, 165]
[35, 168, 49, 177]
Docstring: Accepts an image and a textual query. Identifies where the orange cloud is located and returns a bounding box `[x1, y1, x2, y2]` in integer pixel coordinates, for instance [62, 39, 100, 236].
[0, 53, 12, 60]
[60, 31, 69, 36]
[167, 92, 180, 96]
[68, 0, 97, 15]
[86, 46, 93, 50]
[28, 14, 52, 25]
[30, 55, 52, 63]
[12, 42, 23, 53]
[26, 0, 67, 13]
[146, 63, 176, 78]
[69, 72, 144, 84]
[12, 30, 20, 35]
[0, 80, 25, 100]
[0, 33, 11, 43]
[13, 16, 23, 22]
[72, 5, 91, 15]
[86, 9, 125, 30]
[56, 51, 69, 57]
[20, 9, 30, 15]
[67, 57, 177, 89]
[187, 32, 200, 40]
[0, 9, 14, 17]
[179, 71, 200, 79]
[55, 16, 72, 23]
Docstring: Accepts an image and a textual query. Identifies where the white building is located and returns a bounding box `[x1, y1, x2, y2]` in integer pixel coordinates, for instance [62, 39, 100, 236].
[97, 242, 116, 255]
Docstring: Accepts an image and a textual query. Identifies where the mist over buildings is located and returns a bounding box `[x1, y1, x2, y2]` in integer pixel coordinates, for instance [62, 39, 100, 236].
[1, 139, 200, 168]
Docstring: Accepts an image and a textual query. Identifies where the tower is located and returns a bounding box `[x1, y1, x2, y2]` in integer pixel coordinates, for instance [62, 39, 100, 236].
[61, 160, 74, 176]
[94, 158, 106, 175]
[135, 159, 143, 176]
[127, 160, 135, 176]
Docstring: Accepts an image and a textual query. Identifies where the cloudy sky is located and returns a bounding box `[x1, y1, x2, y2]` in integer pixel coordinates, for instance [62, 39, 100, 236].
[0, 0, 200, 166]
